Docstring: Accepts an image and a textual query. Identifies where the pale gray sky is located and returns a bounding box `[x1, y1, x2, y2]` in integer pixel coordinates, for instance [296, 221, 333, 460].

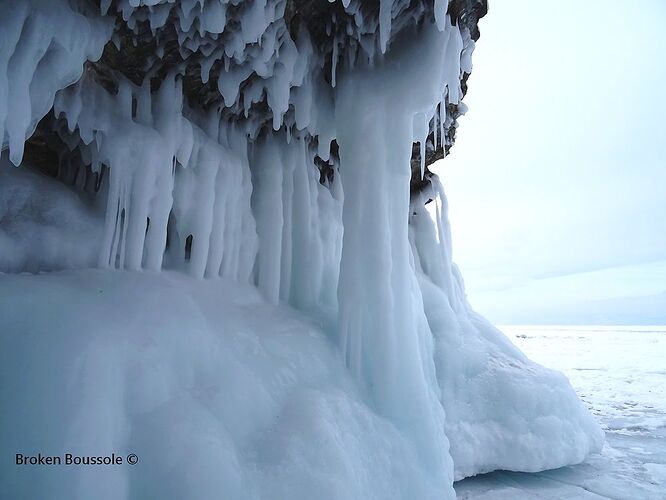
[434, 0, 666, 324]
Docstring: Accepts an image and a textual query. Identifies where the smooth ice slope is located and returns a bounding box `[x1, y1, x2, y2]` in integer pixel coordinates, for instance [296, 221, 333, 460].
[0, 0, 603, 498]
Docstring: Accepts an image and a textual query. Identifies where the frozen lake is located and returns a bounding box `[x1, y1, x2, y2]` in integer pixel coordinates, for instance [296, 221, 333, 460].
[456, 325, 666, 499]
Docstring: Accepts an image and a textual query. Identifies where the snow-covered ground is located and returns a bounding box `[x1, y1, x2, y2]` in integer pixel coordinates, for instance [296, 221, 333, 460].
[456, 325, 666, 499]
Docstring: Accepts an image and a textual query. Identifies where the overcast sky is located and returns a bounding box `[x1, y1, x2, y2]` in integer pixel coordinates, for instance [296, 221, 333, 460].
[433, 0, 666, 324]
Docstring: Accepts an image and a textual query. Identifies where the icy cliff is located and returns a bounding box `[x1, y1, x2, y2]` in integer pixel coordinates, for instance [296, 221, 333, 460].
[0, 1, 603, 498]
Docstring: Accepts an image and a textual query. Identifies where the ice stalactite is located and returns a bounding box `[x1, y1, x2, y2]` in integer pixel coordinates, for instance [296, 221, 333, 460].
[0, 0, 110, 165]
[250, 132, 342, 315]
[53, 72, 258, 280]
[53, 66, 343, 317]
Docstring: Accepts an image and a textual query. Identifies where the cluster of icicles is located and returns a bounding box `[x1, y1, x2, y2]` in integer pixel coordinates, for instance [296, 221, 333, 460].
[0, 0, 470, 291]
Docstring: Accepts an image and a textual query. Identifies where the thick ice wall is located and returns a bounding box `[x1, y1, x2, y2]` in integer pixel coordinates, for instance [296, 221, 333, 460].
[0, 1, 604, 497]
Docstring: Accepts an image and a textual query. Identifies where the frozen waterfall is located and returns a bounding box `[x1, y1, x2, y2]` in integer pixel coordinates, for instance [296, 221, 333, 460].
[0, 1, 602, 499]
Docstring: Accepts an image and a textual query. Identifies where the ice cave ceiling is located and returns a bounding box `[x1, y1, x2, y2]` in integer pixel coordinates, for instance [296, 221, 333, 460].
[20, 0, 487, 196]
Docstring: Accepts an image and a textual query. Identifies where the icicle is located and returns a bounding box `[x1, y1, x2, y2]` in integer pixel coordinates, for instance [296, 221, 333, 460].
[433, 111, 437, 151]
[0, 0, 110, 165]
[378, 0, 393, 54]
[440, 95, 446, 148]
[413, 112, 429, 180]
[250, 135, 285, 304]
[434, 0, 447, 31]
[331, 36, 338, 88]
[444, 22, 463, 105]
[100, 0, 112, 15]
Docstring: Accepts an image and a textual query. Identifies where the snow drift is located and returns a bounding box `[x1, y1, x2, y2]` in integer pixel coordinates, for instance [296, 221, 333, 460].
[0, 0, 603, 498]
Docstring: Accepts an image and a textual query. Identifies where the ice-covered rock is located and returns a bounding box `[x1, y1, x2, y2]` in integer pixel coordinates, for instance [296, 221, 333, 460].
[0, 1, 602, 498]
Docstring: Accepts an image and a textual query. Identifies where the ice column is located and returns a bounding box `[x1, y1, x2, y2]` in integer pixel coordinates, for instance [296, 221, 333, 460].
[334, 20, 463, 500]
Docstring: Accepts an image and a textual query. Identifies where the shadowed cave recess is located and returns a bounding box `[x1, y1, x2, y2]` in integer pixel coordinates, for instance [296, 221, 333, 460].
[0, 1, 604, 499]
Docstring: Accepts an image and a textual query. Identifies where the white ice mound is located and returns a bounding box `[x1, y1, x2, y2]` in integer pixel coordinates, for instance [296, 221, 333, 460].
[410, 181, 604, 480]
[0, 155, 103, 272]
[439, 308, 604, 480]
[0, 270, 453, 500]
